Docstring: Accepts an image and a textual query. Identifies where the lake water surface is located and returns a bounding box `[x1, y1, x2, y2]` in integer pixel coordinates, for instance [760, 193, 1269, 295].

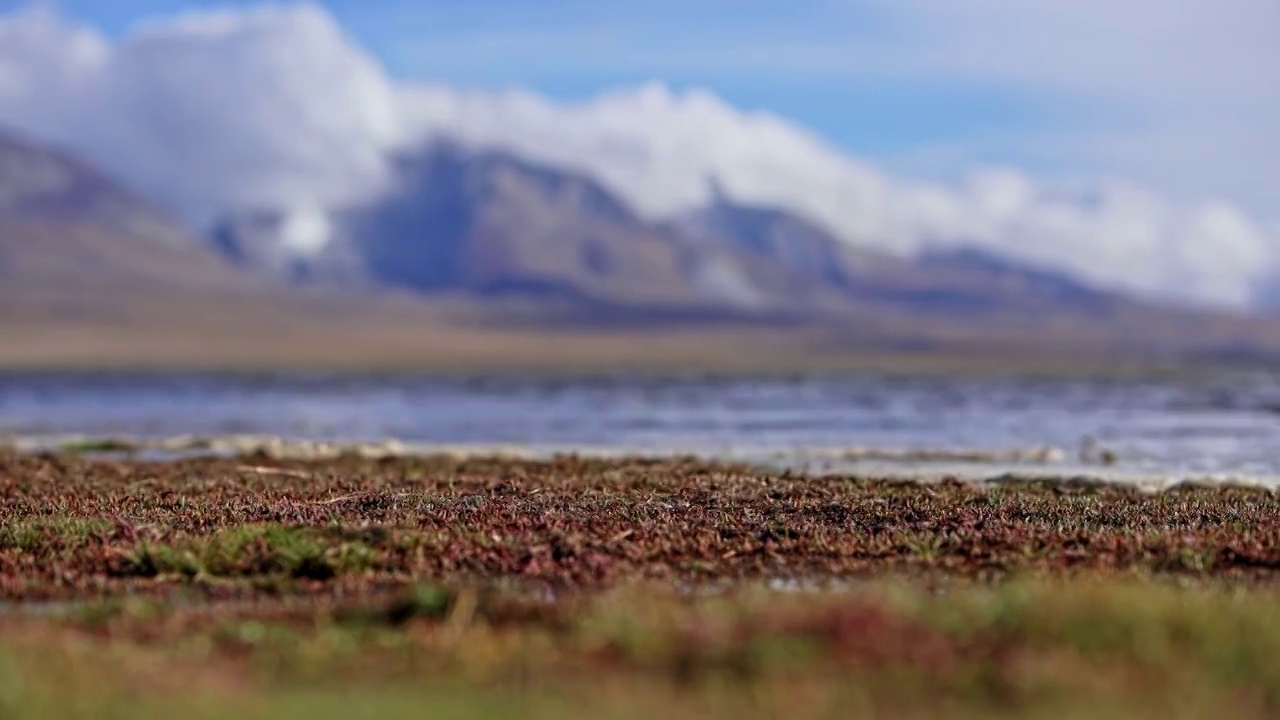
[3, 371, 1280, 487]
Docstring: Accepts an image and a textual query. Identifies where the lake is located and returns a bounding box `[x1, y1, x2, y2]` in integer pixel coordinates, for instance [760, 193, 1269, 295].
[3, 371, 1280, 487]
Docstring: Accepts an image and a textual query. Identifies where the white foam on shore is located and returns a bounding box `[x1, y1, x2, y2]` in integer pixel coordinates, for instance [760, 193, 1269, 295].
[3, 434, 1277, 491]
[772, 457, 1280, 493]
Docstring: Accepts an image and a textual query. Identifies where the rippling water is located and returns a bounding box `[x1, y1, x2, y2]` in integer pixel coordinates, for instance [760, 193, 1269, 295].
[3, 371, 1280, 485]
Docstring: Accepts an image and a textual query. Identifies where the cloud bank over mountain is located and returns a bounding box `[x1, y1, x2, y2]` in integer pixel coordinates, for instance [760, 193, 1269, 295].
[0, 2, 1276, 308]
[0, 4, 410, 223]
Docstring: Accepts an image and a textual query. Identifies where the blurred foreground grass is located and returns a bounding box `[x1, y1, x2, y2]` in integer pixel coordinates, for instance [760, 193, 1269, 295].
[2, 453, 1275, 717]
[2, 577, 1277, 720]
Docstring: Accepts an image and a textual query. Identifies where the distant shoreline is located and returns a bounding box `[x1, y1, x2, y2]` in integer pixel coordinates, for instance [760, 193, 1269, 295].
[0, 328, 1237, 379]
[5, 434, 1279, 492]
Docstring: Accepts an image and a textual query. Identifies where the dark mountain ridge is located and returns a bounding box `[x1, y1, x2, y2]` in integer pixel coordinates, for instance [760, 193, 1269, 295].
[213, 139, 1129, 324]
[8, 125, 1280, 369]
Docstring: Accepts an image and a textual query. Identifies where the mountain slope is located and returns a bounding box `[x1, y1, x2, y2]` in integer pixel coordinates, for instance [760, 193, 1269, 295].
[217, 142, 801, 320]
[680, 192, 1126, 320]
[214, 140, 1135, 325]
[0, 128, 253, 296]
[911, 247, 1118, 315]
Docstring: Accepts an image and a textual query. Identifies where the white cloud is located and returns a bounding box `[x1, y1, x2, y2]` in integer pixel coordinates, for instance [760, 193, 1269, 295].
[385, 0, 1280, 216]
[0, 3, 411, 224]
[405, 83, 1280, 307]
[0, 2, 1277, 307]
[854, 0, 1280, 217]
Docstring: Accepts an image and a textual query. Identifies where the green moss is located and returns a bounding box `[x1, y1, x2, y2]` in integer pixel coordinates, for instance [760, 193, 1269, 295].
[122, 525, 380, 580]
[0, 518, 114, 552]
[56, 438, 137, 454]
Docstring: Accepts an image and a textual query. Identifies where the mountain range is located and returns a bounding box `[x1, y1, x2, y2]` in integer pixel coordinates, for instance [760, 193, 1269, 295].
[3, 126, 1279, 370]
[212, 141, 1124, 322]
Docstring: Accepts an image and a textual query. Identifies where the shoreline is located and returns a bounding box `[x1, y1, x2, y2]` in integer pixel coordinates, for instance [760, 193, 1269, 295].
[0, 357, 1258, 380]
[6, 433, 1280, 491]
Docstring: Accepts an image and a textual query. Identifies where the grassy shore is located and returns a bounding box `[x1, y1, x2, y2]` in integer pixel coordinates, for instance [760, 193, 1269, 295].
[1, 452, 1276, 718]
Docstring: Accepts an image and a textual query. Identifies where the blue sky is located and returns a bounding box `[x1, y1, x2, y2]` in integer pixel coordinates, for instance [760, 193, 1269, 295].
[2, 0, 1277, 215]
[0, 0, 1102, 181]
